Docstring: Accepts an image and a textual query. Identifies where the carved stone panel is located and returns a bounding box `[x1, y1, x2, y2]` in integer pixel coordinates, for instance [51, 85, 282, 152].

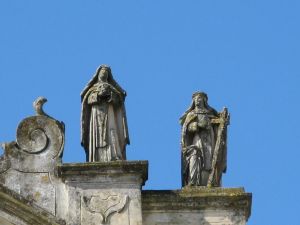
[81, 192, 129, 225]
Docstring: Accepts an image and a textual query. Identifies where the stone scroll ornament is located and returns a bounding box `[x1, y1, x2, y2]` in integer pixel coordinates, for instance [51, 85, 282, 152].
[83, 193, 128, 224]
[180, 92, 229, 187]
[81, 65, 130, 162]
[0, 97, 65, 173]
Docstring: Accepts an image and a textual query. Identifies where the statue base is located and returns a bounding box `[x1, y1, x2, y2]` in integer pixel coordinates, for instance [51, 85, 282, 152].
[56, 160, 148, 225]
[142, 187, 251, 225]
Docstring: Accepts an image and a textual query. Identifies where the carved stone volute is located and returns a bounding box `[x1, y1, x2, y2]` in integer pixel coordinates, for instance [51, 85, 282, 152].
[0, 97, 65, 173]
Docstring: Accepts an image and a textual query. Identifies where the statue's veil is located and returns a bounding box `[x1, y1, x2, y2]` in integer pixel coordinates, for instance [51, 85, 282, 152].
[81, 65, 126, 101]
[179, 92, 212, 125]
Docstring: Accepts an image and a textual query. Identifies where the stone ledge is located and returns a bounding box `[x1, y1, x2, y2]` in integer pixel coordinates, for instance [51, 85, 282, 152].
[0, 184, 65, 225]
[57, 160, 148, 185]
[142, 187, 252, 220]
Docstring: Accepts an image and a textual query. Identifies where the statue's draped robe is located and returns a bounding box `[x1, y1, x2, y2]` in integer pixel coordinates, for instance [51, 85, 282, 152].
[181, 108, 219, 186]
[81, 81, 129, 162]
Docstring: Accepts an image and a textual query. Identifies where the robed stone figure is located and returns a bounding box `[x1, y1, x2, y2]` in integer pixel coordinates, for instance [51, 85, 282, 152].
[81, 65, 130, 162]
[180, 92, 229, 187]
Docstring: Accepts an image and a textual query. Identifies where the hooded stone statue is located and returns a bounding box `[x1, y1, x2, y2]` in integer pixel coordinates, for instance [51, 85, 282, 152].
[180, 92, 228, 187]
[81, 65, 130, 162]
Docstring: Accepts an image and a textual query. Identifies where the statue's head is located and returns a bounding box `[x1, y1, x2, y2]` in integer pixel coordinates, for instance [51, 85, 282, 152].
[192, 92, 208, 107]
[98, 65, 111, 82]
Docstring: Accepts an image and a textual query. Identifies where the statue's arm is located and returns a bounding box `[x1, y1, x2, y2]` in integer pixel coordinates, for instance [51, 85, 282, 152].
[106, 84, 125, 104]
[110, 85, 124, 99]
[87, 92, 99, 104]
[85, 84, 112, 104]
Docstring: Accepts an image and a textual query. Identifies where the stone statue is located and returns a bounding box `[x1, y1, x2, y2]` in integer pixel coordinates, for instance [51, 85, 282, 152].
[81, 65, 130, 162]
[180, 92, 229, 187]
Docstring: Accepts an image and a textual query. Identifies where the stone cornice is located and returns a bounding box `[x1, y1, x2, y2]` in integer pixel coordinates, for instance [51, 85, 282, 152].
[57, 160, 148, 185]
[142, 187, 252, 220]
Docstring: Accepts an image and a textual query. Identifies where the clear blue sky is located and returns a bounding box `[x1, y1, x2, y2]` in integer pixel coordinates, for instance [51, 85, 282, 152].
[1, 1, 300, 224]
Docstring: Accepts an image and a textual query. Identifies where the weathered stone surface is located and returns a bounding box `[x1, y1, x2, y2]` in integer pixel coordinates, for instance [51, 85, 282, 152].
[142, 187, 251, 225]
[57, 161, 148, 225]
[0, 184, 65, 225]
[0, 97, 65, 214]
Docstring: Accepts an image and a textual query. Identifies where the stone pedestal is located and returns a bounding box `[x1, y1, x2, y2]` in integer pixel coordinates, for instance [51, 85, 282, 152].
[56, 161, 148, 225]
[142, 187, 251, 225]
